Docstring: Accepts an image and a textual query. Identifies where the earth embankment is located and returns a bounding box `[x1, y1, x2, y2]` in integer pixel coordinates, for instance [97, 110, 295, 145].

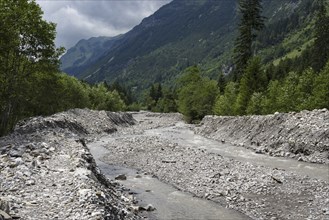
[195, 109, 329, 164]
[0, 109, 139, 220]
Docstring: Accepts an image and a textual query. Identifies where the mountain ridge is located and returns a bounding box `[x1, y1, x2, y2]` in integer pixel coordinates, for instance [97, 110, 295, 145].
[60, 0, 318, 94]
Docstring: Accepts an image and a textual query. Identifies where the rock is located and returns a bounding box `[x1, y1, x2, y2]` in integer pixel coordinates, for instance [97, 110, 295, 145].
[9, 148, 24, 158]
[255, 147, 265, 154]
[0, 210, 12, 220]
[115, 174, 127, 181]
[145, 204, 156, 211]
[271, 176, 283, 184]
[25, 180, 35, 186]
[128, 205, 140, 212]
[0, 199, 10, 213]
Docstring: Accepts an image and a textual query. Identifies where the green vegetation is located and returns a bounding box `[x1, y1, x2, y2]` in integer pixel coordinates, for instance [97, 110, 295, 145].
[142, 0, 329, 121]
[1, 0, 329, 134]
[0, 0, 126, 136]
[176, 67, 218, 122]
[233, 0, 264, 79]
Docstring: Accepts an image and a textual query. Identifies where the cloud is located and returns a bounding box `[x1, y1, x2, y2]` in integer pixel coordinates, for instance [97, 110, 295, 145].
[36, 0, 171, 49]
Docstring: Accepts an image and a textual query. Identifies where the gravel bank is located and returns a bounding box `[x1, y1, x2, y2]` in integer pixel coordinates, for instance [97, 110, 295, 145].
[1, 109, 328, 220]
[0, 109, 139, 220]
[195, 109, 329, 164]
[101, 112, 329, 220]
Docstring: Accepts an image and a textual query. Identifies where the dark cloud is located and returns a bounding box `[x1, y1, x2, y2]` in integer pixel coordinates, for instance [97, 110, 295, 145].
[36, 0, 171, 49]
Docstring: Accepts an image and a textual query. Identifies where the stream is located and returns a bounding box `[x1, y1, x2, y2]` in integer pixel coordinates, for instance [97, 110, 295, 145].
[88, 120, 328, 219]
[145, 122, 329, 181]
[89, 141, 250, 220]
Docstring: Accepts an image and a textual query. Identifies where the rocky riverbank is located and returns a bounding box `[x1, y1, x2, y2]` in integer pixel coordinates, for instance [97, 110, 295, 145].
[101, 111, 329, 220]
[195, 109, 329, 164]
[0, 109, 139, 220]
[1, 109, 328, 220]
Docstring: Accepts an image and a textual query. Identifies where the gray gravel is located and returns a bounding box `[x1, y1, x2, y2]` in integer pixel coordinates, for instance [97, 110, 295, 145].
[0, 109, 139, 220]
[1, 109, 328, 220]
[101, 111, 329, 220]
[195, 109, 329, 164]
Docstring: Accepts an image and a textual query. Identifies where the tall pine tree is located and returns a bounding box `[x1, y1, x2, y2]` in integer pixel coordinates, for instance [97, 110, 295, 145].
[233, 0, 264, 79]
[312, 0, 329, 72]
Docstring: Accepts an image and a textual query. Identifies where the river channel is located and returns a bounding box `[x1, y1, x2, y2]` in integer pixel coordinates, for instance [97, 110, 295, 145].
[88, 119, 328, 219]
[89, 141, 250, 220]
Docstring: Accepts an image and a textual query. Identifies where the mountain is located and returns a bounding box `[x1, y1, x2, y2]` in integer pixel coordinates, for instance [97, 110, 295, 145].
[60, 0, 319, 94]
[60, 35, 122, 78]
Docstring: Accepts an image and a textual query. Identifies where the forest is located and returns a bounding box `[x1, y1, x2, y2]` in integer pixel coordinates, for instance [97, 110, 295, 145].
[0, 0, 328, 135]
[143, 0, 329, 122]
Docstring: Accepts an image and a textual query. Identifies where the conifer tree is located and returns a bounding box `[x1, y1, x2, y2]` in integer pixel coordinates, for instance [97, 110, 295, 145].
[233, 0, 264, 79]
[235, 57, 263, 115]
[312, 0, 329, 72]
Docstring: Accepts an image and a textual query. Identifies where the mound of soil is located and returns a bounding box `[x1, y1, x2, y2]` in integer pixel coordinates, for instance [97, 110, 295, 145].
[0, 109, 139, 220]
[195, 109, 329, 163]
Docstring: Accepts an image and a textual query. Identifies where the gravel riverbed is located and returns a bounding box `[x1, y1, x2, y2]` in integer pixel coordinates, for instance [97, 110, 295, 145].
[101, 111, 329, 220]
[0, 109, 328, 220]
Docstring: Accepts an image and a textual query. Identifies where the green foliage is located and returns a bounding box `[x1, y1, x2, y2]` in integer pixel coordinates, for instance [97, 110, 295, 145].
[106, 81, 134, 105]
[311, 0, 329, 72]
[213, 82, 238, 116]
[88, 83, 127, 111]
[177, 67, 219, 122]
[235, 57, 265, 115]
[246, 92, 263, 115]
[217, 72, 226, 94]
[234, 0, 264, 78]
[260, 80, 281, 114]
[143, 83, 177, 113]
[309, 61, 329, 109]
[153, 87, 177, 113]
[0, 0, 64, 135]
[214, 58, 329, 116]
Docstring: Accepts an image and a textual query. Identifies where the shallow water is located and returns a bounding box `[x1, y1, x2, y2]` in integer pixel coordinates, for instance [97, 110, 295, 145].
[88, 141, 250, 220]
[88, 120, 328, 219]
[144, 122, 329, 181]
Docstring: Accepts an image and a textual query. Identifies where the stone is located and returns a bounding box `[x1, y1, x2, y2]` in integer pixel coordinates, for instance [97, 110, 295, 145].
[25, 180, 35, 186]
[0, 210, 11, 220]
[145, 204, 156, 211]
[115, 174, 127, 181]
[9, 149, 24, 158]
[0, 199, 10, 213]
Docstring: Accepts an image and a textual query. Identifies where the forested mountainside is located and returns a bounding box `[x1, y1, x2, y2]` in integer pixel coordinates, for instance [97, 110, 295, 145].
[1, 0, 328, 136]
[60, 35, 123, 78]
[60, 0, 319, 91]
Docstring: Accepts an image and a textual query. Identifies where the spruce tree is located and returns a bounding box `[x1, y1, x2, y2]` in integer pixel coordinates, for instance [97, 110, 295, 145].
[312, 0, 329, 72]
[233, 0, 264, 79]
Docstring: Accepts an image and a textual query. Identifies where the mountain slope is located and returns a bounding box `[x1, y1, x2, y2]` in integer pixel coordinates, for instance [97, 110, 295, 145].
[60, 35, 122, 78]
[60, 0, 318, 93]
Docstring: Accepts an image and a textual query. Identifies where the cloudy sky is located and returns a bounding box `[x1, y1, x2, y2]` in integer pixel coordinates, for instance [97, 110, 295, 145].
[36, 0, 172, 49]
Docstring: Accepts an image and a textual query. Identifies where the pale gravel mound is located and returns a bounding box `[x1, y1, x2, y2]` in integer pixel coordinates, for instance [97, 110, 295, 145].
[195, 109, 329, 164]
[0, 109, 139, 220]
[15, 108, 135, 135]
